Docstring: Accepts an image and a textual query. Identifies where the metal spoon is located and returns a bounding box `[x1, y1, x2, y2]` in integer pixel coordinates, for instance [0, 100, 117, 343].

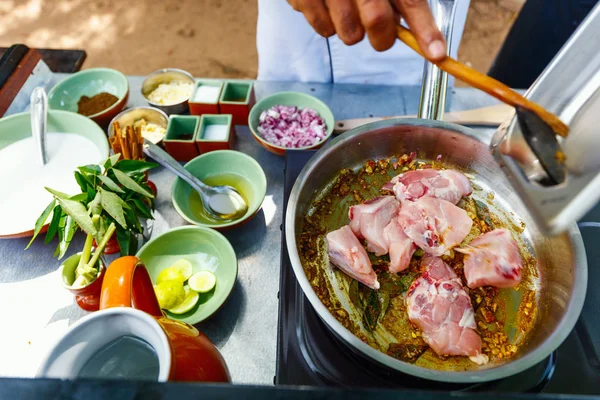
[30, 87, 48, 166]
[142, 140, 248, 221]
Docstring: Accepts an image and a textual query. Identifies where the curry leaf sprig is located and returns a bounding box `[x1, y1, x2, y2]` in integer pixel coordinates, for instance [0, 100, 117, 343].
[27, 155, 158, 260]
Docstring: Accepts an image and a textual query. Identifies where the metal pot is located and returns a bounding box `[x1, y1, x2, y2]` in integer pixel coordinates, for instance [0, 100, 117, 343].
[285, 0, 587, 383]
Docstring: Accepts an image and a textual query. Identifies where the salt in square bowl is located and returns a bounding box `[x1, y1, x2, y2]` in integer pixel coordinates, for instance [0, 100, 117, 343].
[196, 114, 235, 154]
[189, 80, 223, 116]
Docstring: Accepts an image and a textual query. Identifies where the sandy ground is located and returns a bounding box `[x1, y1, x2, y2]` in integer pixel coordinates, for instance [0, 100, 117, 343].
[1, 0, 524, 81]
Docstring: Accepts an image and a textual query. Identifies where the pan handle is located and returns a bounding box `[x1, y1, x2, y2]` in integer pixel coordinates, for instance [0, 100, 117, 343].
[418, 0, 459, 120]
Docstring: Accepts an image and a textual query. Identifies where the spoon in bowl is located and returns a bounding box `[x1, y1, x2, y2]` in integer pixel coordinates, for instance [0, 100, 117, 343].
[30, 87, 48, 166]
[142, 140, 248, 221]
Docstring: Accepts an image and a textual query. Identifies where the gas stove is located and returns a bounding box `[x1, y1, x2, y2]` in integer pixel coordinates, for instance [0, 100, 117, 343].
[276, 150, 600, 395]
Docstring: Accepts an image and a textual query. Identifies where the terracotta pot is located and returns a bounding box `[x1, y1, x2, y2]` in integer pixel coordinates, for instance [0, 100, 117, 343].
[93, 236, 120, 255]
[40, 256, 231, 383]
[61, 253, 106, 312]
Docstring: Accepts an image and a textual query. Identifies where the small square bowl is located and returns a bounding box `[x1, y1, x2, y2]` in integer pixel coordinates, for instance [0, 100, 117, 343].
[163, 115, 200, 161]
[189, 80, 223, 116]
[218, 82, 255, 126]
[196, 114, 235, 154]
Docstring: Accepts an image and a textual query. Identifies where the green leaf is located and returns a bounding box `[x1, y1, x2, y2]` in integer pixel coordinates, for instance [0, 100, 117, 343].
[57, 216, 77, 259]
[26, 200, 56, 249]
[132, 198, 153, 219]
[46, 188, 97, 235]
[112, 169, 154, 198]
[100, 188, 127, 228]
[78, 165, 101, 175]
[124, 206, 142, 233]
[116, 227, 131, 256]
[53, 212, 68, 258]
[104, 154, 121, 169]
[88, 192, 102, 215]
[114, 159, 158, 174]
[94, 216, 107, 244]
[45, 187, 72, 200]
[349, 279, 363, 310]
[74, 171, 90, 193]
[362, 288, 381, 332]
[70, 193, 88, 202]
[44, 205, 63, 244]
[97, 174, 125, 194]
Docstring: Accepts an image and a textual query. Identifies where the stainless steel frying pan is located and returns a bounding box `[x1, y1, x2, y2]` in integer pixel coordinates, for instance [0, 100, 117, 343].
[285, 0, 587, 383]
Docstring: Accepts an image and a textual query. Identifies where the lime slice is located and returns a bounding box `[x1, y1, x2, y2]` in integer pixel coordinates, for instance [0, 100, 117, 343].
[156, 259, 193, 284]
[153, 280, 185, 309]
[188, 271, 217, 293]
[168, 287, 200, 314]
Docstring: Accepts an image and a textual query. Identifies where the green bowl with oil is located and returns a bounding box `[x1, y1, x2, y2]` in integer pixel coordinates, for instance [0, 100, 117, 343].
[172, 150, 267, 229]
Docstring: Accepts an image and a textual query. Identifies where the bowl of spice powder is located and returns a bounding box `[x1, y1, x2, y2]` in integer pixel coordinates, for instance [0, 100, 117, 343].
[48, 68, 129, 129]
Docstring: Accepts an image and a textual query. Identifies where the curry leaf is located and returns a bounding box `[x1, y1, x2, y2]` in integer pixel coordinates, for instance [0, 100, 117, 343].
[349, 279, 363, 310]
[44, 205, 63, 244]
[112, 169, 153, 198]
[124, 206, 142, 233]
[97, 174, 125, 194]
[45, 187, 72, 200]
[70, 193, 88, 202]
[88, 192, 102, 216]
[46, 188, 97, 235]
[114, 159, 158, 174]
[132, 198, 153, 219]
[57, 216, 77, 259]
[53, 212, 68, 258]
[104, 154, 121, 169]
[94, 215, 107, 244]
[78, 165, 101, 175]
[99, 188, 127, 228]
[362, 288, 381, 332]
[74, 172, 90, 193]
[116, 227, 131, 256]
[26, 200, 56, 249]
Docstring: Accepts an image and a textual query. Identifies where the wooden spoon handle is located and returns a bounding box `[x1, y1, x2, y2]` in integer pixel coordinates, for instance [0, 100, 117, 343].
[396, 25, 568, 137]
[333, 104, 513, 134]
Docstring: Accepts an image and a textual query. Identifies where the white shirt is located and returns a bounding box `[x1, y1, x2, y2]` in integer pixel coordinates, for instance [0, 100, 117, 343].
[257, 0, 470, 85]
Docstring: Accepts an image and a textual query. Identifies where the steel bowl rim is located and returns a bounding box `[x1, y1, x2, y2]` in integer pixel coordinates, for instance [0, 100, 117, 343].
[141, 68, 195, 109]
[107, 106, 169, 143]
[285, 117, 588, 383]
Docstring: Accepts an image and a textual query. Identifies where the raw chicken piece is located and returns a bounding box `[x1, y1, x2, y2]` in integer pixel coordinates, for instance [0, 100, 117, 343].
[457, 229, 523, 289]
[406, 256, 488, 364]
[326, 226, 380, 290]
[349, 196, 399, 256]
[398, 197, 473, 256]
[383, 218, 417, 273]
[383, 169, 472, 205]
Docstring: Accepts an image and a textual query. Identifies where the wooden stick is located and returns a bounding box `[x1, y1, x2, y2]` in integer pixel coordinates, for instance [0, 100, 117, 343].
[396, 25, 568, 137]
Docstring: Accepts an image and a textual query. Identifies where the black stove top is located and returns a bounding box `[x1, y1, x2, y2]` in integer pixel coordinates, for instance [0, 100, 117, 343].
[276, 150, 600, 395]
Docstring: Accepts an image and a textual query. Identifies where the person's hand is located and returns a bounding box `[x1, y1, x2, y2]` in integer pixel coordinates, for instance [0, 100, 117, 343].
[287, 0, 446, 61]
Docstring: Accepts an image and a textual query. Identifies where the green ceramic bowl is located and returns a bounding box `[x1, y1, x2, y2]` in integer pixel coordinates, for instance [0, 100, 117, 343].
[0, 110, 109, 238]
[172, 150, 267, 229]
[248, 91, 335, 156]
[136, 226, 238, 324]
[48, 68, 129, 127]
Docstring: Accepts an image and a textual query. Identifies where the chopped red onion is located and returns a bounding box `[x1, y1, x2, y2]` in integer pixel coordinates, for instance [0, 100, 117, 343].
[257, 105, 328, 148]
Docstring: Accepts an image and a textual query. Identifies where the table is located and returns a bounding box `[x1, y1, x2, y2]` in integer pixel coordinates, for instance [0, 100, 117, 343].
[0, 76, 504, 385]
[0, 47, 86, 73]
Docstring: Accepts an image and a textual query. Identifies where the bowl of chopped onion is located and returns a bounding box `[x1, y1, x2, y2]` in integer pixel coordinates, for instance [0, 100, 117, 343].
[248, 92, 335, 156]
